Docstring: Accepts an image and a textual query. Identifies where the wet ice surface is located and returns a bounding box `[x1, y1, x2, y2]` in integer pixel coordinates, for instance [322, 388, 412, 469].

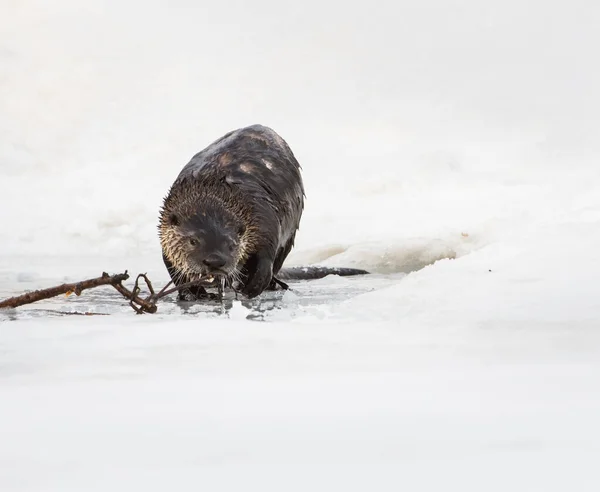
[0, 260, 400, 322]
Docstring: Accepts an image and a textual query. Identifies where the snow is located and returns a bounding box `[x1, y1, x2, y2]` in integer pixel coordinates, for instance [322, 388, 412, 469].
[2, 317, 600, 491]
[2, 0, 600, 490]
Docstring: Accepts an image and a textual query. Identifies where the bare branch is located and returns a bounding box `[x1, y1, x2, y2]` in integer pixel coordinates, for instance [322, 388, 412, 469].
[0, 272, 130, 310]
[0, 271, 224, 316]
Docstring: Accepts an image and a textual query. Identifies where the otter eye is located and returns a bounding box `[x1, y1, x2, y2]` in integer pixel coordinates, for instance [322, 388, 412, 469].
[189, 238, 198, 247]
[168, 214, 179, 226]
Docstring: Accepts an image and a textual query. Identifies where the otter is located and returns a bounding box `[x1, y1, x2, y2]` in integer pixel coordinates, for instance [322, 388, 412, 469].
[159, 124, 367, 300]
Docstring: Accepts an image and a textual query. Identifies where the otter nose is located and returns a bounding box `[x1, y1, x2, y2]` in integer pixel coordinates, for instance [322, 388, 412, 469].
[203, 254, 226, 270]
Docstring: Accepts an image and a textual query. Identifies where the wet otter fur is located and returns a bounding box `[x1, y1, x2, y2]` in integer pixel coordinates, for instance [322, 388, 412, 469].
[159, 124, 368, 300]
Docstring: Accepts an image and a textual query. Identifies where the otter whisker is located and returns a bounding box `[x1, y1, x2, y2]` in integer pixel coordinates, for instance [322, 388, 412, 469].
[228, 267, 242, 289]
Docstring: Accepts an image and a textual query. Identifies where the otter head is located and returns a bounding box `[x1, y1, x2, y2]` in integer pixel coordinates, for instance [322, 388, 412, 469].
[160, 204, 247, 279]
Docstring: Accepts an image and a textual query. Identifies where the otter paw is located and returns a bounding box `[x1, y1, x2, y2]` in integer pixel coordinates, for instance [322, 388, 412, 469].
[242, 259, 273, 299]
[177, 286, 210, 301]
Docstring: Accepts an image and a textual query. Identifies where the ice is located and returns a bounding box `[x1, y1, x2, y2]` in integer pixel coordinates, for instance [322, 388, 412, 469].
[228, 299, 252, 320]
[2, 0, 600, 490]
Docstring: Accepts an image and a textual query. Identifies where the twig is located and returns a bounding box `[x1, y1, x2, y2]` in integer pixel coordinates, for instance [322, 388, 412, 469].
[0, 272, 130, 310]
[154, 280, 173, 299]
[110, 280, 158, 314]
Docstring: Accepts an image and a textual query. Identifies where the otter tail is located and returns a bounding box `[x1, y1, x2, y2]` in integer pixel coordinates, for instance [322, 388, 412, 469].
[276, 266, 369, 280]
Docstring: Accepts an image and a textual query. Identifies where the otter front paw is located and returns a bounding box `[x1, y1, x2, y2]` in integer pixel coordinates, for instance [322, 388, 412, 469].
[242, 258, 273, 299]
[177, 286, 211, 301]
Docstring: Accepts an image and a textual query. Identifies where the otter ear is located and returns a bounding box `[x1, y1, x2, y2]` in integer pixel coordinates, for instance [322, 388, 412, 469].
[237, 225, 246, 235]
[168, 214, 180, 226]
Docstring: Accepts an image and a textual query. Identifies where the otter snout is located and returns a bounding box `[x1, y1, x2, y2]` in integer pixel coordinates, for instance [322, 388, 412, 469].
[203, 253, 227, 271]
